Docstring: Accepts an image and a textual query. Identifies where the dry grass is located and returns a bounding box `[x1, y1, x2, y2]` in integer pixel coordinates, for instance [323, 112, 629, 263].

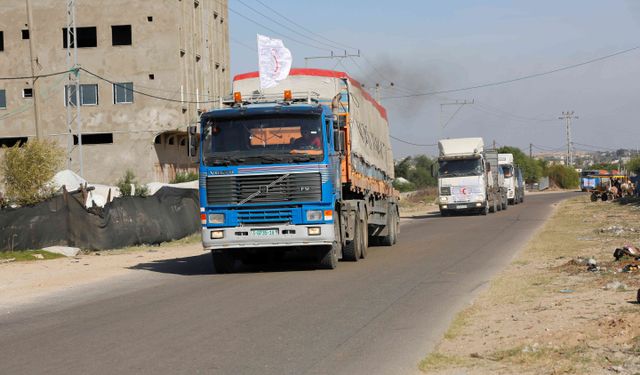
[421, 195, 640, 374]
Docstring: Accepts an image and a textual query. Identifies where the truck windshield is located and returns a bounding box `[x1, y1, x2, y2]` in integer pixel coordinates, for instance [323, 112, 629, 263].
[201, 115, 324, 166]
[501, 165, 513, 178]
[439, 158, 483, 177]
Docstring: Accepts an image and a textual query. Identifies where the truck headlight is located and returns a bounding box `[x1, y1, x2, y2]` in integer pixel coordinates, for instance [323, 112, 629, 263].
[308, 227, 321, 236]
[208, 213, 225, 224]
[439, 196, 448, 203]
[474, 195, 485, 202]
[210, 230, 224, 239]
[306, 210, 323, 221]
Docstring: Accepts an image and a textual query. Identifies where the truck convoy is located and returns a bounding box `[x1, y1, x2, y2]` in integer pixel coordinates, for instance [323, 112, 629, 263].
[498, 153, 525, 205]
[195, 69, 399, 272]
[435, 137, 506, 216]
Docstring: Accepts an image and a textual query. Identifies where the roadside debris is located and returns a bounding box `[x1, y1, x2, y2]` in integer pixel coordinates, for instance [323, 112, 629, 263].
[604, 281, 627, 291]
[622, 264, 639, 273]
[0, 258, 16, 264]
[31, 253, 44, 260]
[613, 246, 640, 261]
[587, 258, 599, 272]
[42, 246, 81, 257]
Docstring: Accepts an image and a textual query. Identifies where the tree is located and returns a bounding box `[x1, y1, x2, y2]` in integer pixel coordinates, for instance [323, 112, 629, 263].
[546, 165, 579, 189]
[626, 156, 640, 175]
[497, 146, 542, 183]
[1, 139, 64, 206]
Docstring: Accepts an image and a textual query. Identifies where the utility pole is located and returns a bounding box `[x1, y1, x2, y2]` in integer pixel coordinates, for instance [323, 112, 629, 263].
[529, 143, 533, 159]
[304, 50, 360, 68]
[439, 100, 474, 129]
[25, 0, 42, 139]
[65, 0, 83, 176]
[558, 111, 578, 167]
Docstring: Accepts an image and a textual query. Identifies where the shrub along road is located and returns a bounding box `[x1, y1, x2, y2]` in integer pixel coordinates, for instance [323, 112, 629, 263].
[0, 192, 575, 375]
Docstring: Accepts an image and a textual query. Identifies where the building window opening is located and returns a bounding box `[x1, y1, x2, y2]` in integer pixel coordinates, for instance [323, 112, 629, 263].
[65, 84, 98, 106]
[0, 89, 6, 109]
[148, 74, 155, 80]
[180, 138, 186, 146]
[0, 137, 28, 148]
[0, 31, 4, 51]
[147, 16, 153, 22]
[213, 11, 218, 19]
[23, 88, 33, 98]
[73, 133, 113, 145]
[154, 135, 162, 144]
[111, 25, 132, 46]
[167, 136, 175, 145]
[113, 82, 133, 104]
[63, 27, 97, 48]
[21, 29, 29, 40]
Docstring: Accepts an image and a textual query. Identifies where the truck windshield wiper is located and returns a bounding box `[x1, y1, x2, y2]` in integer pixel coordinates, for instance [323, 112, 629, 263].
[209, 157, 245, 166]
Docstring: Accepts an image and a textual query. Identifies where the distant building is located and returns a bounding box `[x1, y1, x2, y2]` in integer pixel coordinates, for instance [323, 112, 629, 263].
[0, 0, 230, 184]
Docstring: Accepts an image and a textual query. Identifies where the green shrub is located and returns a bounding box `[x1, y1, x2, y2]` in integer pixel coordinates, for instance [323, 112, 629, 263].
[171, 171, 198, 184]
[1, 139, 64, 206]
[546, 165, 579, 189]
[116, 170, 149, 197]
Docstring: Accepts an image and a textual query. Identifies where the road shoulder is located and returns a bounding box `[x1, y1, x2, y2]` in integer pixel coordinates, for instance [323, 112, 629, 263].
[420, 195, 640, 374]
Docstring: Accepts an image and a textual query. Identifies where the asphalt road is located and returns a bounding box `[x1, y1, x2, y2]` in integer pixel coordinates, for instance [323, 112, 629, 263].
[0, 192, 575, 375]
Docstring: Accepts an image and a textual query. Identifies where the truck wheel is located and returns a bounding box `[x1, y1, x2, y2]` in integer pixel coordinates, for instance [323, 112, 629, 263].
[392, 214, 398, 244]
[212, 251, 235, 274]
[360, 215, 369, 259]
[318, 244, 338, 269]
[501, 196, 507, 210]
[342, 216, 361, 261]
[481, 203, 488, 215]
[380, 209, 396, 246]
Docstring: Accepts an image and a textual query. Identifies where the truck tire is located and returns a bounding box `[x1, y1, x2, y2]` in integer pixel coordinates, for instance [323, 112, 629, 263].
[481, 204, 489, 215]
[212, 251, 235, 274]
[380, 209, 396, 246]
[360, 215, 369, 259]
[318, 244, 338, 269]
[342, 216, 362, 261]
[501, 195, 507, 210]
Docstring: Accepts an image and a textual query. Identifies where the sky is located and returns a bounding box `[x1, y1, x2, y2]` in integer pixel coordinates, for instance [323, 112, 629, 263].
[227, 0, 640, 158]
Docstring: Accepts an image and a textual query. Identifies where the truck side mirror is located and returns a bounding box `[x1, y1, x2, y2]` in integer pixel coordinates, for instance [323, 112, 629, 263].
[187, 125, 198, 158]
[334, 130, 345, 153]
[486, 162, 491, 172]
[431, 164, 438, 177]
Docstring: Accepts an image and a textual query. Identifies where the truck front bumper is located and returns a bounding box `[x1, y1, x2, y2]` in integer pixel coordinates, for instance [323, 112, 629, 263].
[440, 202, 485, 211]
[202, 223, 335, 250]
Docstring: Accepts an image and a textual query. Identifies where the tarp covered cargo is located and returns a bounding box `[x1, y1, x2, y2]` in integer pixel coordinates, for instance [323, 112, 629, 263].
[233, 69, 394, 181]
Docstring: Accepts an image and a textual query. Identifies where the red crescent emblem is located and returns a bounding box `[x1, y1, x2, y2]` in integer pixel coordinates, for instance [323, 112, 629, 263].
[461, 187, 468, 195]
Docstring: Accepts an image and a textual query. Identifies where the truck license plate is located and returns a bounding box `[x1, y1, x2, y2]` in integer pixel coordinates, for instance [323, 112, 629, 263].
[456, 204, 467, 209]
[252, 229, 278, 236]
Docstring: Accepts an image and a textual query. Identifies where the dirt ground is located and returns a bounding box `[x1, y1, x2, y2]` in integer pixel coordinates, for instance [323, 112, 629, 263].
[0, 235, 204, 309]
[421, 195, 640, 375]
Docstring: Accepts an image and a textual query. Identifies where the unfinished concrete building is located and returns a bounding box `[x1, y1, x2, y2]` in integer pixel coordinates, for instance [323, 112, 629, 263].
[0, 0, 230, 184]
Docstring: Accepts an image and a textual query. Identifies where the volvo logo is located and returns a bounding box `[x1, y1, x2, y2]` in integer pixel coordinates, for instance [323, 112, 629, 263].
[299, 186, 311, 192]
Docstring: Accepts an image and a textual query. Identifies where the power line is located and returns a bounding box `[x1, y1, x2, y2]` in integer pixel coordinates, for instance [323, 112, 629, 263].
[474, 101, 556, 122]
[80, 68, 220, 104]
[227, 5, 332, 52]
[390, 135, 437, 147]
[235, 0, 346, 52]
[381, 45, 640, 100]
[230, 37, 257, 52]
[253, 0, 357, 52]
[0, 69, 73, 81]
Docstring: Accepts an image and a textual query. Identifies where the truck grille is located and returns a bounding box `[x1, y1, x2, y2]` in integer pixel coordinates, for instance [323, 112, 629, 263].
[206, 173, 322, 205]
[237, 209, 293, 224]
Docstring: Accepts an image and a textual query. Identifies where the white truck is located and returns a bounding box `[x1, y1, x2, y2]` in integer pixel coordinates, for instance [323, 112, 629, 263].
[434, 137, 502, 216]
[498, 153, 524, 204]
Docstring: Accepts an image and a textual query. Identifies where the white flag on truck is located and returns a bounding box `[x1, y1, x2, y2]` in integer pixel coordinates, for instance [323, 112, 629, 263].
[257, 34, 292, 90]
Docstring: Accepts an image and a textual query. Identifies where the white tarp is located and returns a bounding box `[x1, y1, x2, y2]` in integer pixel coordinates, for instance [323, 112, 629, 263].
[232, 71, 394, 179]
[257, 34, 292, 90]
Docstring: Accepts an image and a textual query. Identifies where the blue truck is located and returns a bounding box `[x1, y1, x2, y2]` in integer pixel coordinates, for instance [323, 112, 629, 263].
[191, 69, 399, 273]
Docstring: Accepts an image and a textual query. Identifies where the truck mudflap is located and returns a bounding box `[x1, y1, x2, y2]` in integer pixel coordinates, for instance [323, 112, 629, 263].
[202, 223, 335, 250]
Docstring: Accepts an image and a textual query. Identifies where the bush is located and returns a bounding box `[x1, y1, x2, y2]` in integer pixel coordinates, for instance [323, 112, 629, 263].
[171, 171, 198, 184]
[116, 170, 149, 197]
[1, 139, 64, 206]
[546, 165, 579, 189]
